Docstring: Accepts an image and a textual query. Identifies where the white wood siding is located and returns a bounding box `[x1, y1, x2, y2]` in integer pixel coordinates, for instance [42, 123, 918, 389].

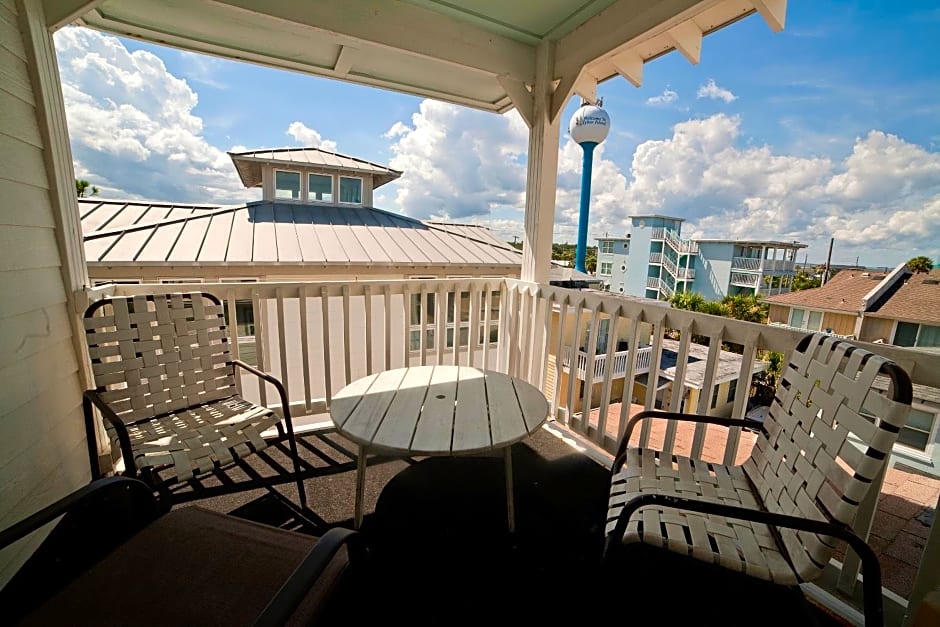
[0, 0, 89, 586]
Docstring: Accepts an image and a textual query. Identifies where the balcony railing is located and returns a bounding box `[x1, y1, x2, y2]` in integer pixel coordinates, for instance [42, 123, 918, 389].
[730, 272, 759, 287]
[663, 228, 700, 254]
[92, 277, 940, 625]
[561, 346, 653, 383]
[649, 252, 662, 264]
[731, 257, 796, 273]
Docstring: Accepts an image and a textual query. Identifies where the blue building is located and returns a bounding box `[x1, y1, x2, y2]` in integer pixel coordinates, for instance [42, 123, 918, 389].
[596, 215, 806, 300]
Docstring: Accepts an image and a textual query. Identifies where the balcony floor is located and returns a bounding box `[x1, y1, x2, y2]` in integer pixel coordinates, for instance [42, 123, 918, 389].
[183, 426, 849, 626]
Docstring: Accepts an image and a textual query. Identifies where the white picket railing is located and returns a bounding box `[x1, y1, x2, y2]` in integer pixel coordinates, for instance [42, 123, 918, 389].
[561, 346, 653, 383]
[649, 252, 663, 264]
[92, 277, 940, 626]
[730, 272, 760, 287]
[732, 257, 797, 273]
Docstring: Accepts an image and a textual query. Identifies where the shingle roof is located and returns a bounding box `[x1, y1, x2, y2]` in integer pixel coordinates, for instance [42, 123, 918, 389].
[763, 269, 890, 313]
[229, 147, 401, 189]
[80, 199, 521, 268]
[869, 270, 940, 325]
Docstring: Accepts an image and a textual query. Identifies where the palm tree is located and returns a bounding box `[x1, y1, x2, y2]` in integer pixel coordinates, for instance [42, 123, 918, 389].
[907, 255, 934, 274]
[75, 179, 99, 198]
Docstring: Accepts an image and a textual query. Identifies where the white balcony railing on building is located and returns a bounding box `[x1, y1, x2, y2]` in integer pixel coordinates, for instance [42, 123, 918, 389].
[651, 227, 665, 240]
[732, 257, 797, 273]
[645, 276, 660, 290]
[93, 277, 940, 625]
[730, 272, 760, 287]
[664, 228, 700, 254]
[649, 252, 662, 264]
[561, 346, 653, 384]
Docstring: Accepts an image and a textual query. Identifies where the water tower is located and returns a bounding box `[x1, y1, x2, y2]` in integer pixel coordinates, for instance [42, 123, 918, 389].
[569, 100, 610, 274]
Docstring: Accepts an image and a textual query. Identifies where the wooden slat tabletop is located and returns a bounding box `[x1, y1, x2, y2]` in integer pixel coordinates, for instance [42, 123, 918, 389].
[331, 366, 549, 456]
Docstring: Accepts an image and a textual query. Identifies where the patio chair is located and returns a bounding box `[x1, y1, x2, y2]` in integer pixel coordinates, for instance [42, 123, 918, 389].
[604, 333, 913, 626]
[0, 477, 363, 625]
[82, 292, 306, 506]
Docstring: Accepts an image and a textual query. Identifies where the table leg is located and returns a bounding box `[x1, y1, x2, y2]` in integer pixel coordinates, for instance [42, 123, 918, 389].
[355, 445, 367, 529]
[504, 447, 515, 533]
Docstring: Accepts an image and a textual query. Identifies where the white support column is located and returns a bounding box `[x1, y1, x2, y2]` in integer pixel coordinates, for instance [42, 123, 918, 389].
[521, 41, 561, 285]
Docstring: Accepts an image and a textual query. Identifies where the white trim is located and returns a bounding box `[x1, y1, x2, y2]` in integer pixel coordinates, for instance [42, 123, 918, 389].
[338, 175, 363, 205]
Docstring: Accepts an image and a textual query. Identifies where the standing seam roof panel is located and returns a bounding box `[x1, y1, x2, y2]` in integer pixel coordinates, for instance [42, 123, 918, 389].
[349, 208, 404, 263]
[226, 208, 255, 262]
[101, 229, 153, 263]
[84, 233, 121, 262]
[82, 202, 127, 233]
[293, 212, 327, 263]
[167, 217, 211, 262]
[372, 213, 434, 264]
[331, 222, 371, 263]
[198, 211, 235, 262]
[273, 205, 303, 263]
[251, 205, 278, 263]
[312, 220, 348, 264]
[136, 221, 186, 262]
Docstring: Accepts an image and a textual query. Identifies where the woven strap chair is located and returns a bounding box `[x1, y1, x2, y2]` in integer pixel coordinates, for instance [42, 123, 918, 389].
[82, 292, 306, 506]
[604, 334, 913, 626]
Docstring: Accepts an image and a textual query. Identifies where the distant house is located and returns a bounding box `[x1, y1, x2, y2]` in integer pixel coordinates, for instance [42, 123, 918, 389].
[596, 215, 806, 300]
[765, 263, 940, 472]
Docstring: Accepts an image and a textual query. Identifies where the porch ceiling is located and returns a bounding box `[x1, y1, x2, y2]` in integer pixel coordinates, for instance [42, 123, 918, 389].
[66, 0, 787, 116]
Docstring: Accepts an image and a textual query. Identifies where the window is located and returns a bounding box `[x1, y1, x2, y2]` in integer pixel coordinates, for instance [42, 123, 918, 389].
[599, 262, 613, 276]
[711, 385, 720, 409]
[726, 379, 737, 404]
[600, 241, 614, 254]
[308, 173, 333, 202]
[275, 170, 301, 200]
[339, 176, 362, 204]
[895, 322, 940, 348]
[897, 406, 937, 451]
[789, 308, 822, 331]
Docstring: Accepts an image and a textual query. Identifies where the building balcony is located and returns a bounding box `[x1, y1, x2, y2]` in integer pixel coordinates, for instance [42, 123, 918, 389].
[731, 256, 796, 273]
[11, 276, 940, 626]
[730, 272, 760, 288]
[649, 252, 663, 264]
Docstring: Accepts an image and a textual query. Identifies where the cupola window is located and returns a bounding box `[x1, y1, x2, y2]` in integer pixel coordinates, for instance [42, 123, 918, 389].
[275, 170, 301, 200]
[339, 176, 362, 204]
[308, 173, 333, 202]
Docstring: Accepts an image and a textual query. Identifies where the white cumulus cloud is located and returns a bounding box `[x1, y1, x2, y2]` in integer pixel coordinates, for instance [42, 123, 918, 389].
[55, 27, 254, 203]
[384, 100, 529, 221]
[646, 89, 679, 106]
[696, 79, 737, 103]
[286, 121, 338, 152]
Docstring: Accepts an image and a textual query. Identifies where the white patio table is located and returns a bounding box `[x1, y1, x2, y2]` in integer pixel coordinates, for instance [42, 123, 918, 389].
[329, 365, 549, 530]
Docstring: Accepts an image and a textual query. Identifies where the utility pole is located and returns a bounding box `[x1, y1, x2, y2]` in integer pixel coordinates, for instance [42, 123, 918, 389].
[822, 238, 834, 285]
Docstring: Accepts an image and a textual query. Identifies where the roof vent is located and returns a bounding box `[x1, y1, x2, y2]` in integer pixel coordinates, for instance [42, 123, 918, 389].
[924, 279, 940, 285]
[861, 272, 870, 277]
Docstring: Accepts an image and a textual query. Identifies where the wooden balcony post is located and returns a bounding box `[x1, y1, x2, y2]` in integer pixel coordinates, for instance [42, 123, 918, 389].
[520, 41, 561, 284]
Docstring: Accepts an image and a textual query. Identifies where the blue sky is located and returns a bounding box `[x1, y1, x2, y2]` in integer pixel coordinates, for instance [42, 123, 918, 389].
[56, 1, 940, 267]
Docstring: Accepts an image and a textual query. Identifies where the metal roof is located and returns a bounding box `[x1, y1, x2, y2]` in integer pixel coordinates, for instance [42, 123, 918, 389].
[229, 147, 402, 189]
[80, 199, 522, 269]
[73, 1, 785, 116]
